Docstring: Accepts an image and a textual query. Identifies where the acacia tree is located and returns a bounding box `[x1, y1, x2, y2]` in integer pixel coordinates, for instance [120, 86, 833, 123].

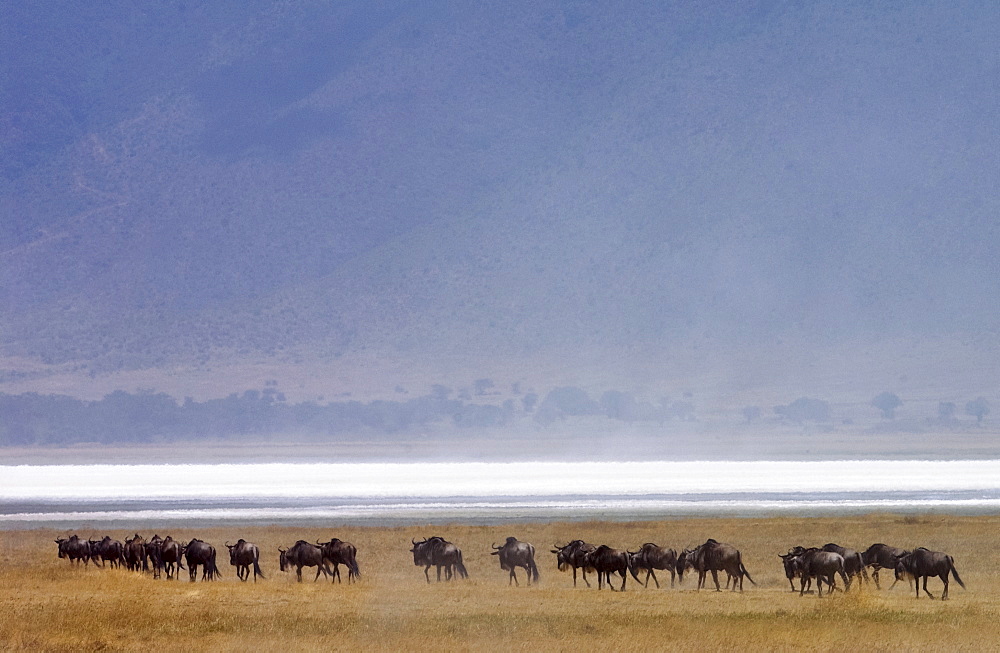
[871, 392, 902, 419]
[965, 397, 991, 424]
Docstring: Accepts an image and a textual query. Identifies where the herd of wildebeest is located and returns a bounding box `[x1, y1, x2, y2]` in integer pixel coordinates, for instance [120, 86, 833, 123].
[52, 533, 966, 600]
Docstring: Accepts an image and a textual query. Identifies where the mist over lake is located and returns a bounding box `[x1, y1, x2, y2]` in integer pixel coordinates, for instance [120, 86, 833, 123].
[6, 460, 1000, 528]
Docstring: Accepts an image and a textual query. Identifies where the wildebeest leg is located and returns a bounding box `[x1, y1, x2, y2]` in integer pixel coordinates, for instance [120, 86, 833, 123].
[424, 564, 432, 583]
[189, 564, 198, 582]
[872, 567, 881, 590]
[922, 575, 934, 599]
[648, 569, 659, 589]
[941, 573, 949, 600]
[582, 568, 591, 587]
[711, 569, 721, 592]
[619, 570, 627, 591]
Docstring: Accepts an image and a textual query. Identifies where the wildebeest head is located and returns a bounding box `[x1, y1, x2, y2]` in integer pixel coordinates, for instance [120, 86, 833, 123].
[551, 540, 589, 572]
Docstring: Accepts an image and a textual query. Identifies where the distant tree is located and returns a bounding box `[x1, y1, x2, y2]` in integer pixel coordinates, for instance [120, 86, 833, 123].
[871, 392, 903, 419]
[965, 397, 991, 424]
[774, 397, 830, 423]
[474, 378, 495, 396]
[600, 390, 637, 421]
[742, 406, 761, 423]
[431, 385, 452, 401]
[539, 387, 600, 416]
[938, 402, 957, 421]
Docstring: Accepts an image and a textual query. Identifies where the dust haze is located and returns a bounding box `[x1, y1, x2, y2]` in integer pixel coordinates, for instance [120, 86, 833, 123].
[2, 2, 999, 460]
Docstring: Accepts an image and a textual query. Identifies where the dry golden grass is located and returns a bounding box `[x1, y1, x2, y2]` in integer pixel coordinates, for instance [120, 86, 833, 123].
[2, 515, 999, 651]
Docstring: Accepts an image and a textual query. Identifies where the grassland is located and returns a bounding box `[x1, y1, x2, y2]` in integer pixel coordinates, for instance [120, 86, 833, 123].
[2, 514, 999, 651]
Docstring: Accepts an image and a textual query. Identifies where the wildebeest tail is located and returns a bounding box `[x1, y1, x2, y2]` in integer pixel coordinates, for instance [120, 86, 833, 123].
[455, 550, 469, 579]
[739, 554, 756, 585]
[349, 556, 361, 579]
[211, 549, 222, 579]
[253, 556, 265, 580]
[949, 556, 966, 589]
[528, 558, 540, 583]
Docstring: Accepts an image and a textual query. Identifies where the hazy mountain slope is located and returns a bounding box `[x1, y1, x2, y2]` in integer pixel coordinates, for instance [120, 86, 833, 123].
[2, 1, 999, 401]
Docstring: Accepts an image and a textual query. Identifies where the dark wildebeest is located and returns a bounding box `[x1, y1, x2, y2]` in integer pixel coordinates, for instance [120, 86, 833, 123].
[410, 536, 468, 583]
[862, 543, 911, 590]
[678, 539, 755, 592]
[583, 545, 629, 591]
[491, 536, 539, 586]
[279, 540, 332, 582]
[159, 535, 185, 580]
[551, 540, 596, 587]
[184, 538, 221, 582]
[226, 539, 265, 582]
[145, 534, 164, 579]
[628, 543, 678, 588]
[821, 543, 869, 589]
[894, 548, 966, 600]
[317, 538, 360, 584]
[89, 536, 126, 569]
[124, 534, 148, 572]
[791, 548, 849, 597]
[55, 534, 91, 566]
[778, 546, 807, 592]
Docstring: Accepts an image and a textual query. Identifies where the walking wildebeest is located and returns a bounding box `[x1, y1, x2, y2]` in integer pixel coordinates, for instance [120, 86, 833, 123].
[55, 534, 91, 566]
[183, 538, 221, 582]
[124, 534, 148, 572]
[677, 539, 755, 592]
[226, 539, 265, 582]
[894, 548, 966, 600]
[145, 534, 164, 579]
[551, 540, 596, 587]
[788, 547, 849, 597]
[279, 540, 332, 582]
[491, 537, 539, 586]
[778, 546, 806, 592]
[159, 535, 185, 579]
[821, 543, 869, 589]
[89, 536, 125, 568]
[583, 545, 629, 591]
[410, 536, 468, 583]
[628, 543, 678, 588]
[862, 543, 911, 590]
[317, 538, 360, 584]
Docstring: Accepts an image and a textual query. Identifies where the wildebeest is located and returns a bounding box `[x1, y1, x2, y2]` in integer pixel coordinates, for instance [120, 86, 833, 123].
[317, 538, 360, 584]
[123, 533, 148, 572]
[583, 545, 629, 591]
[89, 536, 126, 568]
[145, 534, 164, 579]
[894, 548, 966, 600]
[778, 547, 805, 592]
[226, 539, 265, 582]
[793, 548, 849, 597]
[862, 543, 911, 590]
[410, 536, 468, 583]
[821, 543, 869, 589]
[55, 534, 91, 566]
[159, 535, 185, 580]
[490, 536, 539, 586]
[551, 540, 596, 587]
[677, 539, 755, 592]
[279, 540, 332, 582]
[183, 538, 221, 582]
[628, 543, 678, 588]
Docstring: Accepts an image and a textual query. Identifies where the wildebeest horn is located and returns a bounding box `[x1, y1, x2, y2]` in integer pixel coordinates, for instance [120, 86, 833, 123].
[491, 542, 501, 550]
